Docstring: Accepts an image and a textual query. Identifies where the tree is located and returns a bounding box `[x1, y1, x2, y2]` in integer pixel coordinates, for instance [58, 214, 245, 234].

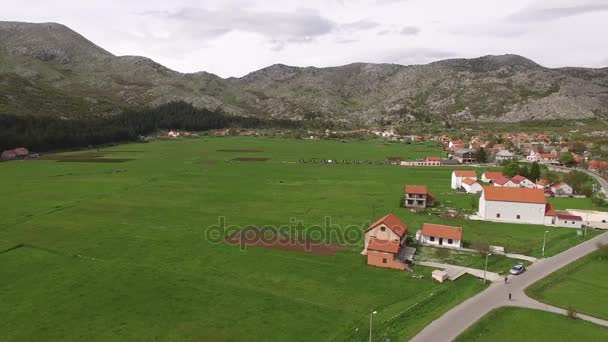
[529, 162, 541, 182]
[503, 161, 520, 178]
[519, 164, 530, 178]
[472, 240, 491, 255]
[560, 152, 575, 166]
[477, 147, 488, 163]
[563, 170, 592, 194]
[541, 170, 560, 183]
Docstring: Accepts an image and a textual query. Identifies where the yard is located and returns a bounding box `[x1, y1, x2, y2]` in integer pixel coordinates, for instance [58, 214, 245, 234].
[456, 307, 608, 341]
[526, 250, 608, 320]
[0, 137, 603, 341]
[414, 246, 528, 274]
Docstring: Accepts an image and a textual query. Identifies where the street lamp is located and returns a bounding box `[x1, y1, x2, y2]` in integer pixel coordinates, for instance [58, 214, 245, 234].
[542, 230, 550, 257]
[369, 310, 378, 342]
[483, 252, 492, 284]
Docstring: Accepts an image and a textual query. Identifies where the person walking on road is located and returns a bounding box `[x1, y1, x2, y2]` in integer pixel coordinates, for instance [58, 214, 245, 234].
[508, 293, 512, 301]
[504, 276, 508, 284]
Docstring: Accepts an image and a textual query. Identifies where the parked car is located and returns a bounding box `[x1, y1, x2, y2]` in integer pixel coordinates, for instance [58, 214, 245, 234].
[510, 263, 526, 275]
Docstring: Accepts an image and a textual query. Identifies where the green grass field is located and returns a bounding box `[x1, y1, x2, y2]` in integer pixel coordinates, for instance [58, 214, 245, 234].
[456, 307, 608, 341]
[526, 251, 608, 320]
[0, 137, 603, 341]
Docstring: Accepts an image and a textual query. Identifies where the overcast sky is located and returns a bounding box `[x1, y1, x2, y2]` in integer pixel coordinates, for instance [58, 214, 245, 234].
[2, 0, 608, 77]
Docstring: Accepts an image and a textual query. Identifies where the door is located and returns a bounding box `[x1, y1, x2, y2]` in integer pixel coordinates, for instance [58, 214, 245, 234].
[439, 238, 443, 246]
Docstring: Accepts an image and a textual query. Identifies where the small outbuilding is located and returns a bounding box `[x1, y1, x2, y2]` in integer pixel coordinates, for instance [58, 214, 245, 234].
[555, 213, 583, 228]
[417, 223, 463, 249]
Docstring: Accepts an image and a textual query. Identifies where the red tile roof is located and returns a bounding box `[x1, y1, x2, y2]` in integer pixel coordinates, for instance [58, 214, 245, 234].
[482, 171, 505, 180]
[462, 178, 477, 186]
[367, 238, 400, 254]
[539, 153, 557, 159]
[365, 213, 408, 237]
[556, 213, 582, 221]
[422, 223, 463, 240]
[405, 185, 428, 195]
[483, 186, 546, 204]
[493, 178, 511, 186]
[510, 175, 529, 184]
[545, 203, 556, 216]
[426, 156, 441, 162]
[454, 170, 477, 178]
[536, 179, 550, 187]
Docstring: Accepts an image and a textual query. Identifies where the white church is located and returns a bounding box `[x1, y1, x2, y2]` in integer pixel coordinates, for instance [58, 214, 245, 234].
[478, 186, 555, 225]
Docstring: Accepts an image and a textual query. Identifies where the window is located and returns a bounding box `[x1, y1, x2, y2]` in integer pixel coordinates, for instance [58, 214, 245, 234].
[382, 258, 387, 264]
[380, 226, 385, 232]
[448, 239, 453, 244]
[572, 221, 576, 225]
[430, 236, 435, 242]
[516, 215, 521, 220]
[496, 213, 501, 218]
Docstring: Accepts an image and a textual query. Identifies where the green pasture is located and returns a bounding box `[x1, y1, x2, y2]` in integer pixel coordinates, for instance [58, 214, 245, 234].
[0, 137, 602, 341]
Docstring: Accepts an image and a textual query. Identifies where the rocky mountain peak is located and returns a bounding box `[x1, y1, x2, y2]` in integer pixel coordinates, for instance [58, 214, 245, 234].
[0, 21, 113, 63]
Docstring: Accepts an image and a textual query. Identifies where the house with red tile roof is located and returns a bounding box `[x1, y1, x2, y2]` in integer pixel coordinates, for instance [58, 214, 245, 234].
[363, 214, 408, 270]
[417, 223, 463, 249]
[550, 182, 573, 196]
[462, 178, 483, 194]
[404, 185, 435, 208]
[479, 187, 555, 225]
[451, 170, 477, 189]
[555, 213, 583, 228]
[493, 177, 515, 187]
[511, 175, 536, 188]
[1, 150, 16, 160]
[481, 171, 506, 183]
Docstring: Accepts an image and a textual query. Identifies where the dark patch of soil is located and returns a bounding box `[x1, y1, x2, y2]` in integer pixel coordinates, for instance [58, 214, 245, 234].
[232, 157, 271, 162]
[217, 149, 263, 153]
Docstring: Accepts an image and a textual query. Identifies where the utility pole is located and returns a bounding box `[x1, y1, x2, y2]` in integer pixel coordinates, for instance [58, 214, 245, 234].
[542, 230, 550, 257]
[483, 252, 491, 284]
[369, 310, 377, 342]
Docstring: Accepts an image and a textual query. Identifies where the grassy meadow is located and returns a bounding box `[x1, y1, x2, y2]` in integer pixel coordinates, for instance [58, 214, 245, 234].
[0, 137, 603, 341]
[456, 307, 608, 341]
[526, 251, 608, 320]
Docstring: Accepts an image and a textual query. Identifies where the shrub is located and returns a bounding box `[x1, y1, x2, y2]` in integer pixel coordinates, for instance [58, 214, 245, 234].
[434, 247, 451, 259]
[567, 306, 578, 319]
[597, 242, 608, 257]
[472, 240, 491, 255]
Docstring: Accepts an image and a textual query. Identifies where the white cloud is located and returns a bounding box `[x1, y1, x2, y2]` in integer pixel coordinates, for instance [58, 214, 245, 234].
[0, 0, 607, 77]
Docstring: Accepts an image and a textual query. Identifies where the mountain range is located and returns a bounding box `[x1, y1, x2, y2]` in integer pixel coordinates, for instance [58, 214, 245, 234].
[1, 21, 608, 125]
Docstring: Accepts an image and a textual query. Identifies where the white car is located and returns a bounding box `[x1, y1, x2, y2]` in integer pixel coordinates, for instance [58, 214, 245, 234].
[509, 263, 526, 275]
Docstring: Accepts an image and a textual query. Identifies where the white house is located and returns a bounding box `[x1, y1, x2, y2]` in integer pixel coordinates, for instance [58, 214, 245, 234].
[526, 150, 540, 162]
[494, 150, 514, 162]
[451, 170, 477, 189]
[416, 223, 463, 249]
[493, 178, 516, 187]
[550, 182, 573, 196]
[481, 171, 506, 183]
[462, 178, 483, 194]
[511, 175, 536, 188]
[479, 186, 555, 225]
[555, 213, 583, 228]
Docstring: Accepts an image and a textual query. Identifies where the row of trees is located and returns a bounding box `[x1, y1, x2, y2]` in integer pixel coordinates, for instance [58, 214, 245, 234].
[502, 160, 542, 181]
[0, 102, 301, 151]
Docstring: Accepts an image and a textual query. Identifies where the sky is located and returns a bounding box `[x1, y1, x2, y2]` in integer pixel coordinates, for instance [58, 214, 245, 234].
[2, 0, 608, 77]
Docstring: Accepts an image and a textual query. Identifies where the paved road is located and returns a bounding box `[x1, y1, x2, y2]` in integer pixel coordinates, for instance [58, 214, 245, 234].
[411, 231, 608, 342]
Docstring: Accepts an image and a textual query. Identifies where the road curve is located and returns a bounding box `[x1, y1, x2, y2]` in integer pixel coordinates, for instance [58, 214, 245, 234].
[411, 231, 608, 342]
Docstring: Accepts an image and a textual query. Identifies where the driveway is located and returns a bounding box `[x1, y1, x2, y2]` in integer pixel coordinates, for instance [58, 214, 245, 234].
[411, 231, 608, 342]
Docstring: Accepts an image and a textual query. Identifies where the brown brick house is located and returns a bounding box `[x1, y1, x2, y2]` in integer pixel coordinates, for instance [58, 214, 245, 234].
[362, 214, 409, 270]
